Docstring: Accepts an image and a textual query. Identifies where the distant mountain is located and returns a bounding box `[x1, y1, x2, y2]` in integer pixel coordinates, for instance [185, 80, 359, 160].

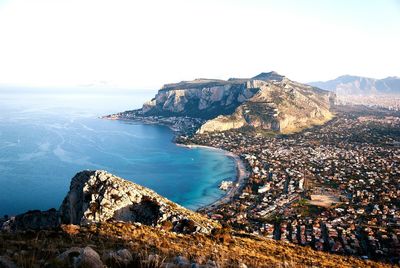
[309, 75, 400, 95]
[139, 71, 335, 134]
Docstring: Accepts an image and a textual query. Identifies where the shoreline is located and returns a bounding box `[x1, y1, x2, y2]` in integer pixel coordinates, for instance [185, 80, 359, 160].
[102, 114, 204, 135]
[102, 117, 179, 131]
[176, 143, 249, 213]
[105, 116, 249, 213]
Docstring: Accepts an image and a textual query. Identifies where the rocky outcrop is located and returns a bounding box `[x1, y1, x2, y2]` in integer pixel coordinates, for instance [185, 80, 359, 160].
[198, 107, 247, 133]
[138, 71, 335, 134]
[59, 170, 218, 234]
[1, 171, 218, 234]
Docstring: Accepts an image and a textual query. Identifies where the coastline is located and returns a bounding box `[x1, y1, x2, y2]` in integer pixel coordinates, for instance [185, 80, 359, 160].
[105, 115, 249, 213]
[176, 143, 249, 213]
[102, 114, 204, 135]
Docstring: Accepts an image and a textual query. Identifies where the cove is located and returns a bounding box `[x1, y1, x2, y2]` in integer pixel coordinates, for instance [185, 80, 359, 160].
[0, 91, 236, 215]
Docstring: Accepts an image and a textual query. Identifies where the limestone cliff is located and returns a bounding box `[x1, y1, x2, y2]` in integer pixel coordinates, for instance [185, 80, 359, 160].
[140, 71, 335, 134]
[142, 78, 257, 119]
[59, 170, 218, 234]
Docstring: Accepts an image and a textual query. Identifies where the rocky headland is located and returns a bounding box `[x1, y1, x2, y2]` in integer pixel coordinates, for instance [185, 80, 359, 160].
[104, 71, 336, 135]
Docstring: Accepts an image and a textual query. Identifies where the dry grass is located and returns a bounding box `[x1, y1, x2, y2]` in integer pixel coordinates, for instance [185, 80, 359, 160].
[0, 221, 396, 268]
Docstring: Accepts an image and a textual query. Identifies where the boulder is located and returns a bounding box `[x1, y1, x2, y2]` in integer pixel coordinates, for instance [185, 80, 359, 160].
[102, 249, 133, 268]
[57, 246, 103, 268]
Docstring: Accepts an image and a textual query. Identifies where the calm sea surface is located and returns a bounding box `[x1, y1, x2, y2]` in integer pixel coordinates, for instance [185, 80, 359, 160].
[0, 90, 235, 215]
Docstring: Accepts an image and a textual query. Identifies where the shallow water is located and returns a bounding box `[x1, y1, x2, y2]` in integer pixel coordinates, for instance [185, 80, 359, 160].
[0, 90, 235, 215]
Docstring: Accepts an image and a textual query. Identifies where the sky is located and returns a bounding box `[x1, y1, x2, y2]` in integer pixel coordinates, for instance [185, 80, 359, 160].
[0, 0, 399, 89]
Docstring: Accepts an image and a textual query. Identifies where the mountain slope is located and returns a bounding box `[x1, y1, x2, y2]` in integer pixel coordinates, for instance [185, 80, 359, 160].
[140, 72, 335, 134]
[309, 75, 400, 95]
[198, 78, 335, 134]
[0, 220, 393, 268]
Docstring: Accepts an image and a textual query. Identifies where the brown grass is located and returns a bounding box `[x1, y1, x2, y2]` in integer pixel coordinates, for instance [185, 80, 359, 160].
[0, 222, 396, 268]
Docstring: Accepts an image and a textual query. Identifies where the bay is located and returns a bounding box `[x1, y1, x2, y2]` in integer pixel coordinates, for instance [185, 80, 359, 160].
[0, 89, 235, 215]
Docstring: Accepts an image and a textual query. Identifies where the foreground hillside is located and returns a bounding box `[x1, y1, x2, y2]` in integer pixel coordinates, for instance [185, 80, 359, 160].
[0, 170, 396, 267]
[0, 220, 393, 268]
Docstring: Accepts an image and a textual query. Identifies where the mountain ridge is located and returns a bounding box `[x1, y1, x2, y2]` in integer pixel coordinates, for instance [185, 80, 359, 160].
[309, 75, 400, 95]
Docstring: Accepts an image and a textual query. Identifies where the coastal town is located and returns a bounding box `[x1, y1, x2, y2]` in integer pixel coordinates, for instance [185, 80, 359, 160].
[336, 94, 400, 111]
[103, 109, 204, 135]
[176, 105, 400, 263]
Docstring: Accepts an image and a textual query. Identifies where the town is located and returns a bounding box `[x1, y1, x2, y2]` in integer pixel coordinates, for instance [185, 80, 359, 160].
[103, 109, 204, 135]
[337, 94, 400, 111]
[176, 105, 400, 263]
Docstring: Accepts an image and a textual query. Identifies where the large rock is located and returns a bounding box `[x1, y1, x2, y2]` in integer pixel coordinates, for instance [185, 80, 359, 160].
[59, 170, 217, 234]
[57, 247, 104, 268]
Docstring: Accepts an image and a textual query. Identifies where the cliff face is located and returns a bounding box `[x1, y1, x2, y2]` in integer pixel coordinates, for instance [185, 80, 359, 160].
[142, 72, 335, 134]
[142, 79, 258, 119]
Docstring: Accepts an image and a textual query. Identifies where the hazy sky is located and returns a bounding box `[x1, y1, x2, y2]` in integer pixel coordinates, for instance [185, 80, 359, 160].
[0, 0, 399, 89]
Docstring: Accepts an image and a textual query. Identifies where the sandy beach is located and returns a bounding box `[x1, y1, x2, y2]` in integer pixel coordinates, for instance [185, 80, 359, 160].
[177, 143, 249, 212]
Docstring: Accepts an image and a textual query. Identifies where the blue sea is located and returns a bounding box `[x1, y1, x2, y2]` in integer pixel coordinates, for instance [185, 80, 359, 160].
[0, 89, 236, 216]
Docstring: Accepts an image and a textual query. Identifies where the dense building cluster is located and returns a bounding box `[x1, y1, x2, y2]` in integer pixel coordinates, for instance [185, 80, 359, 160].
[337, 95, 400, 111]
[104, 110, 203, 134]
[178, 106, 400, 263]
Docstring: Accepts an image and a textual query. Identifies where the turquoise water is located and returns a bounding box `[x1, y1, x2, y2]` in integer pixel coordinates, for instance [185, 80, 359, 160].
[0, 90, 235, 216]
